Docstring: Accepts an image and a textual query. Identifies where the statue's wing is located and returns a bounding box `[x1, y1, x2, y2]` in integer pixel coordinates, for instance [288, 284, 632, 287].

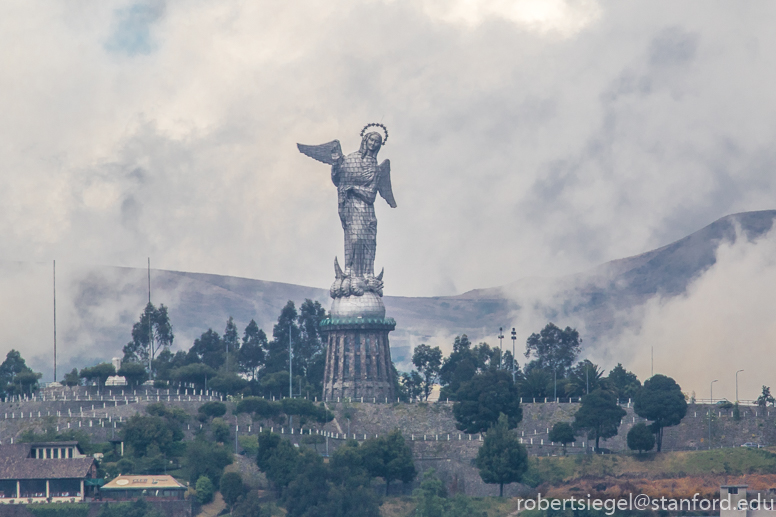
[297, 140, 342, 165]
[377, 159, 397, 208]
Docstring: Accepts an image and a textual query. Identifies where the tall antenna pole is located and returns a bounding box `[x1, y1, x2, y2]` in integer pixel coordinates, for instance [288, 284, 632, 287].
[53, 260, 57, 383]
[148, 258, 153, 376]
[289, 322, 293, 429]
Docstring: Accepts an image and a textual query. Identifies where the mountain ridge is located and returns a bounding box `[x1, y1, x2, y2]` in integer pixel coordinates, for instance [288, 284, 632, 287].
[7, 210, 775, 378]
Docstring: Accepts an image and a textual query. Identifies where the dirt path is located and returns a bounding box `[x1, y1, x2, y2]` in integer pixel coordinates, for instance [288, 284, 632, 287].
[196, 492, 226, 516]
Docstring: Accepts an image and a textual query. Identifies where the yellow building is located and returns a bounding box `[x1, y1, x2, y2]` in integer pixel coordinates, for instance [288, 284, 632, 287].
[100, 475, 187, 501]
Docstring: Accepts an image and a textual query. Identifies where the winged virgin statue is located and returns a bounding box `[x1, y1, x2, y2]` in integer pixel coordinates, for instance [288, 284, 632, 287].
[298, 123, 396, 299]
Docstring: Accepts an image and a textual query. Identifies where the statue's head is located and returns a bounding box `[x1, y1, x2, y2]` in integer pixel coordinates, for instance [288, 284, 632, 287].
[359, 123, 388, 158]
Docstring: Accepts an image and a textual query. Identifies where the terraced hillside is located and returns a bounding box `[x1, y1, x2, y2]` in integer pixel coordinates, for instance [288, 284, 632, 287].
[4, 387, 776, 497]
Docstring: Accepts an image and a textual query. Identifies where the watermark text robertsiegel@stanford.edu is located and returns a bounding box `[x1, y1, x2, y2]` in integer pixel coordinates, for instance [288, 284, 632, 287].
[517, 493, 770, 515]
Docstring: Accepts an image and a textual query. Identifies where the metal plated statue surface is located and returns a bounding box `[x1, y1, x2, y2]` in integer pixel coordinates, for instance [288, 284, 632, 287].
[298, 124, 396, 303]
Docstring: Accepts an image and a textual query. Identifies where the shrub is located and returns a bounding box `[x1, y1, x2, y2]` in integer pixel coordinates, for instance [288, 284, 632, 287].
[627, 423, 655, 453]
[27, 505, 89, 517]
[238, 435, 259, 458]
[198, 401, 227, 418]
[195, 476, 215, 504]
[212, 418, 231, 443]
[220, 472, 246, 509]
[236, 397, 281, 418]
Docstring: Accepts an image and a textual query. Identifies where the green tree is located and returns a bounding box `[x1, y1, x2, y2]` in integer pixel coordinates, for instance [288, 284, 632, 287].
[232, 491, 269, 517]
[122, 414, 183, 457]
[400, 371, 424, 401]
[63, 367, 81, 387]
[607, 363, 641, 401]
[627, 423, 655, 453]
[519, 368, 552, 399]
[211, 418, 230, 443]
[236, 397, 282, 419]
[208, 373, 249, 395]
[573, 389, 626, 451]
[412, 344, 443, 401]
[633, 374, 687, 452]
[264, 301, 299, 374]
[79, 363, 116, 392]
[524, 323, 581, 378]
[265, 439, 301, 492]
[283, 449, 331, 516]
[548, 422, 576, 455]
[189, 329, 225, 369]
[296, 299, 327, 390]
[239, 320, 267, 380]
[439, 335, 476, 400]
[145, 402, 189, 426]
[475, 413, 528, 497]
[152, 348, 187, 382]
[0, 350, 29, 382]
[98, 498, 164, 517]
[195, 476, 215, 504]
[565, 360, 606, 398]
[0, 350, 41, 398]
[185, 439, 233, 486]
[13, 370, 42, 396]
[118, 362, 148, 388]
[453, 369, 522, 434]
[198, 401, 227, 419]
[757, 386, 775, 408]
[360, 429, 416, 494]
[220, 471, 245, 510]
[413, 469, 447, 517]
[122, 302, 174, 367]
[223, 316, 241, 374]
[256, 431, 282, 471]
[170, 363, 217, 389]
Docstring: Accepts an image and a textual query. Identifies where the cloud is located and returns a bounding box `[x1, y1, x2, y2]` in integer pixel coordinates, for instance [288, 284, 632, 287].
[416, 0, 601, 35]
[2, 1, 776, 378]
[598, 224, 776, 402]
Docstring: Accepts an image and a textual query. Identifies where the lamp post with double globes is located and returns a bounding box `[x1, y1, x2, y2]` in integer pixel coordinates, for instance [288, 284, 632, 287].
[498, 328, 504, 369]
[511, 328, 517, 383]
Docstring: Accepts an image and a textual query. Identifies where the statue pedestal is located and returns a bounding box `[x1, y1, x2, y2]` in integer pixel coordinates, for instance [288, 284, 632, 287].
[320, 306, 396, 401]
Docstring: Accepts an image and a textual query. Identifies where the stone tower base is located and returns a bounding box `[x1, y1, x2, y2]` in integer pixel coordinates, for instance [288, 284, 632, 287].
[321, 317, 396, 401]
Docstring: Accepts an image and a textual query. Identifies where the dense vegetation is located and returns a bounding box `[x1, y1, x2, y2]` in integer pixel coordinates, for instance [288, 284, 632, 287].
[9, 296, 748, 515]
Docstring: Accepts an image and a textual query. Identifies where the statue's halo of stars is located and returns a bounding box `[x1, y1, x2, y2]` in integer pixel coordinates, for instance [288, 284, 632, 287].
[360, 123, 388, 145]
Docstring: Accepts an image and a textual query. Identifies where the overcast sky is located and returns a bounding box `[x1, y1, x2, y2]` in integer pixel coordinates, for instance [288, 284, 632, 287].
[1, 0, 774, 298]
[2, 1, 776, 398]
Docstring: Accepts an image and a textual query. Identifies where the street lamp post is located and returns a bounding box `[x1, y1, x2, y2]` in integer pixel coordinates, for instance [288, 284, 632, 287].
[709, 379, 718, 448]
[498, 328, 504, 369]
[511, 328, 517, 383]
[586, 365, 589, 395]
[736, 369, 744, 403]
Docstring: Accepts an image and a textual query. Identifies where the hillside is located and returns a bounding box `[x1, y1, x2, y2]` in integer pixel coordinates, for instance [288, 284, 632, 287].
[5, 387, 776, 497]
[3, 210, 775, 378]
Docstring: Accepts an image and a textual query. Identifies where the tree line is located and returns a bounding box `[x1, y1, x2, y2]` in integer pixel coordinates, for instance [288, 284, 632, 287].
[60, 299, 328, 399]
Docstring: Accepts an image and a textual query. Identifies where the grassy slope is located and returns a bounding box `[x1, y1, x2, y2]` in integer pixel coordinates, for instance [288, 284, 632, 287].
[381, 448, 776, 516]
[524, 447, 776, 499]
